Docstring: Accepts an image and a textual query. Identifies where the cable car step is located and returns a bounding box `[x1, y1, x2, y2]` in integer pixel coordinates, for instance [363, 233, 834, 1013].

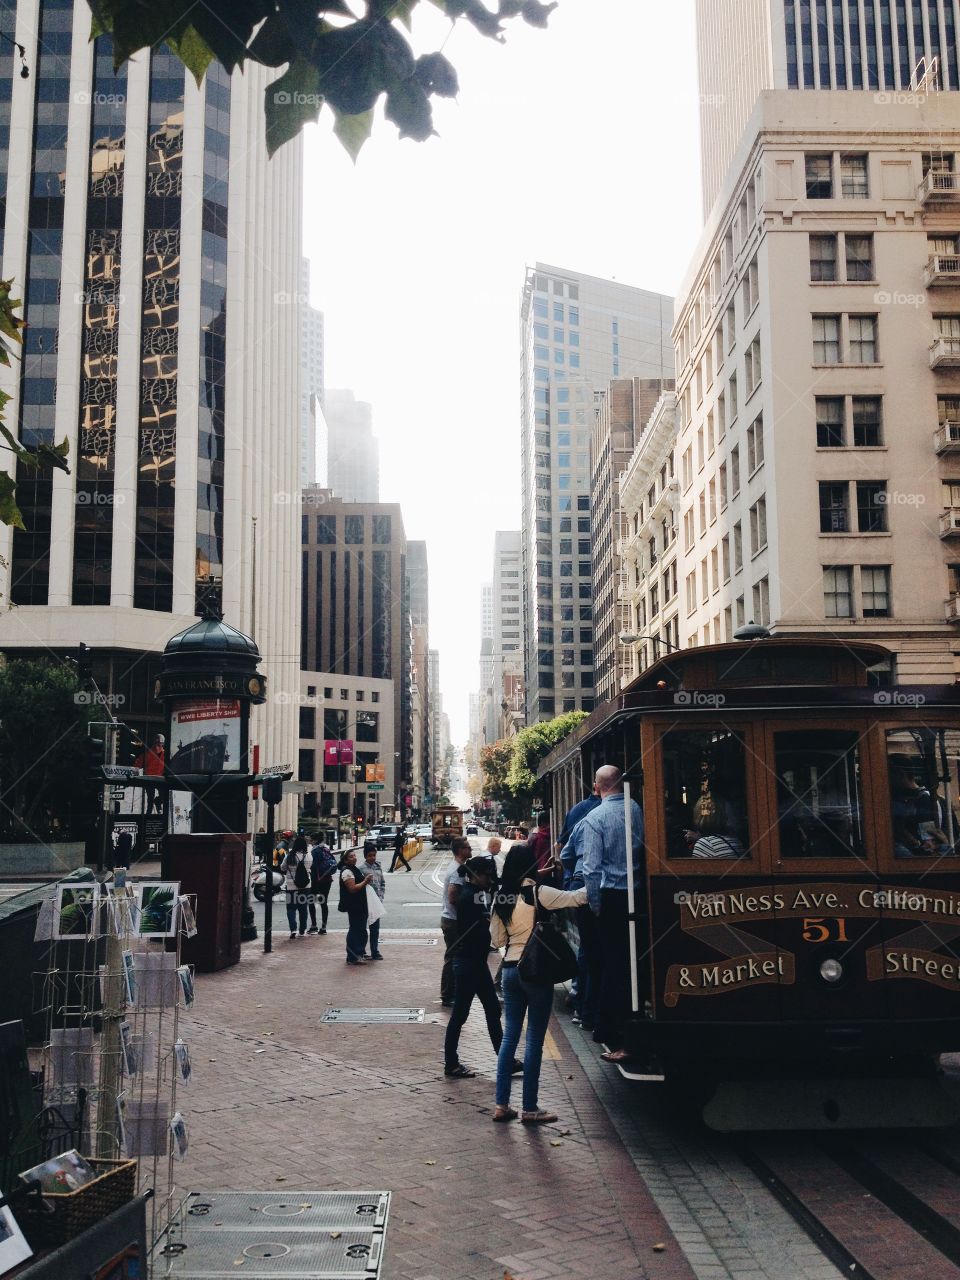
[703, 1077, 960, 1132]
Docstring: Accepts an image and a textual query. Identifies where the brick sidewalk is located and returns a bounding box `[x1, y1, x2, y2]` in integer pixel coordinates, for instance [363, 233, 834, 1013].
[178, 930, 695, 1280]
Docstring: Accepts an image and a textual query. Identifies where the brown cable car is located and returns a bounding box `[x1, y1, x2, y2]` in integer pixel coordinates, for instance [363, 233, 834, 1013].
[538, 634, 960, 1128]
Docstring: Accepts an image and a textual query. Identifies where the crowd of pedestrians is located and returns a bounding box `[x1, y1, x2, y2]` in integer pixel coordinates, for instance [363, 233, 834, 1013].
[270, 775, 642, 1125]
[437, 764, 643, 1121]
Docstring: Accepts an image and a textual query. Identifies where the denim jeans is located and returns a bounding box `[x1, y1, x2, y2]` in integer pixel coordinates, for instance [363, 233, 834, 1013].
[346, 912, 368, 961]
[369, 920, 381, 956]
[444, 956, 502, 1070]
[285, 891, 308, 934]
[495, 964, 554, 1111]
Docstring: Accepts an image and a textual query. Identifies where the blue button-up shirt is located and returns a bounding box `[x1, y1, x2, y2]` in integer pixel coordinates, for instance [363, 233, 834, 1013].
[580, 793, 644, 915]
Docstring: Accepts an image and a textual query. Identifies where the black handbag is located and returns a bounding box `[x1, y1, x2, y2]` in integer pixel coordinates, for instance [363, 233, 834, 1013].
[517, 885, 579, 986]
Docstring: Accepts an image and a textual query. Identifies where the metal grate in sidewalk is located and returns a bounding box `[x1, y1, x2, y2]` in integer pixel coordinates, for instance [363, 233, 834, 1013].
[157, 1190, 389, 1278]
[320, 1008, 425, 1024]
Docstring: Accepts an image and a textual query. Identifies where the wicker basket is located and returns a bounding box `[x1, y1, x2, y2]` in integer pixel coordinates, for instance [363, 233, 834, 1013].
[19, 1157, 137, 1247]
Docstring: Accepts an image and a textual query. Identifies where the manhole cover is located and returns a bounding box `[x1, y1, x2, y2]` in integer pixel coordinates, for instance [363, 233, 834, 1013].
[378, 937, 437, 946]
[321, 1008, 424, 1024]
[242, 1242, 291, 1260]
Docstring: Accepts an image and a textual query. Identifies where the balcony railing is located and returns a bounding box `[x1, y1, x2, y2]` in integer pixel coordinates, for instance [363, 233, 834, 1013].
[924, 253, 960, 286]
[930, 336, 960, 368]
[946, 595, 960, 622]
[936, 421, 960, 453]
[939, 507, 960, 537]
[919, 170, 960, 203]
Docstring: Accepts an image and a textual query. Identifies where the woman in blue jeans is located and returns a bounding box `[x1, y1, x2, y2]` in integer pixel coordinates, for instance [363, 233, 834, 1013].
[337, 850, 372, 964]
[489, 846, 587, 1123]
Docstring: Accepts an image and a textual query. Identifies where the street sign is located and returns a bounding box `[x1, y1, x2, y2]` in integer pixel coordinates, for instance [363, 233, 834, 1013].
[102, 765, 142, 781]
[368, 783, 384, 791]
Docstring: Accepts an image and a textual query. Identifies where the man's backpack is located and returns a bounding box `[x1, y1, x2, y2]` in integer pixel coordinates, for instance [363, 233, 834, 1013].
[293, 855, 310, 890]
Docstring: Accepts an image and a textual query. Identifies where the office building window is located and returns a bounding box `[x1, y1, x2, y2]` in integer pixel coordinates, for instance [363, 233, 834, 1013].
[749, 496, 767, 554]
[823, 566, 852, 617]
[813, 314, 841, 363]
[848, 314, 877, 362]
[805, 153, 833, 198]
[816, 396, 844, 447]
[845, 234, 873, 280]
[819, 482, 849, 532]
[746, 414, 764, 472]
[372, 514, 391, 543]
[856, 480, 887, 532]
[840, 153, 869, 197]
[852, 396, 882, 446]
[810, 234, 838, 281]
[861, 565, 890, 617]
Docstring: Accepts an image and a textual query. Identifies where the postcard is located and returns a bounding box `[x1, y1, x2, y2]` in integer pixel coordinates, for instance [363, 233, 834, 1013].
[55, 884, 98, 940]
[0, 1201, 32, 1275]
[178, 894, 197, 939]
[119, 1022, 137, 1077]
[20, 1148, 97, 1195]
[121, 950, 137, 1007]
[170, 1112, 188, 1162]
[135, 883, 180, 938]
[177, 966, 194, 1010]
[173, 1039, 191, 1086]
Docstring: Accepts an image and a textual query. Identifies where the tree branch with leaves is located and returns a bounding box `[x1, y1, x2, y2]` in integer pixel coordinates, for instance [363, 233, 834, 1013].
[87, 0, 556, 157]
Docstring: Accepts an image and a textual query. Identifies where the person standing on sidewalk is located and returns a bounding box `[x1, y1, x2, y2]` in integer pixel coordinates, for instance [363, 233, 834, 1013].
[443, 855, 521, 1080]
[389, 826, 412, 873]
[283, 835, 312, 940]
[579, 765, 644, 1064]
[338, 849, 373, 964]
[439, 837, 471, 1006]
[362, 842, 386, 959]
[489, 846, 587, 1123]
[307, 835, 337, 935]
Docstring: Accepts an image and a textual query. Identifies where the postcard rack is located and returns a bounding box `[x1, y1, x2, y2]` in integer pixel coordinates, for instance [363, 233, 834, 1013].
[29, 876, 196, 1260]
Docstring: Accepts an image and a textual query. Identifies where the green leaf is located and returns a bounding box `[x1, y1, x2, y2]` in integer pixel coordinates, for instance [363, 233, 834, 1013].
[0, 472, 24, 530]
[385, 78, 433, 140]
[333, 108, 375, 161]
[387, 0, 419, 29]
[167, 25, 216, 85]
[265, 59, 324, 157]
[414, 51, 458, 97]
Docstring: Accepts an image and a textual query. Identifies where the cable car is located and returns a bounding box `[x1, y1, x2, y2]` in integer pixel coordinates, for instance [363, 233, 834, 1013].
[539, 633, 960, 1128]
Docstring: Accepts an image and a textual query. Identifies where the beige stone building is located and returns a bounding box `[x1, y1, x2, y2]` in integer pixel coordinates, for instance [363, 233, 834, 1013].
[674, 90, 960, 683]
[616, 394, 680, 686]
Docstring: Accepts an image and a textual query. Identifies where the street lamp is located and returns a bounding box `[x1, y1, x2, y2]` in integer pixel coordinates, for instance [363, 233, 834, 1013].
[619, 632, 679, 656]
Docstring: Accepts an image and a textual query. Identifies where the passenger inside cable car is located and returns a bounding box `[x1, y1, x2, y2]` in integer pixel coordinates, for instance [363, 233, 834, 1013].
[886, 731, 960, 858]
[663, 729, 750, 858]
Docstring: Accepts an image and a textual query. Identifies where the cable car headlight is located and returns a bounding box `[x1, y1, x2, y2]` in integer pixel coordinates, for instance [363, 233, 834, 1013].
[820, 958, 843, 984]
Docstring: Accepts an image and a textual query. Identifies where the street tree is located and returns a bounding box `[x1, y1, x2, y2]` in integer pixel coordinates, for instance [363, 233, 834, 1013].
[87, 0, 556, 157]
[0, 658, 97, 840]
[506, 710, 586, 813]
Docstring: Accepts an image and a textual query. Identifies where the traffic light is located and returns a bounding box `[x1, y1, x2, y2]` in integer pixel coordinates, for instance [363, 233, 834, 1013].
[117, 724, 144, 767]
[262, 775, 283, 806]
[85, 730, 107, 780]
[76, 643, 93, 683]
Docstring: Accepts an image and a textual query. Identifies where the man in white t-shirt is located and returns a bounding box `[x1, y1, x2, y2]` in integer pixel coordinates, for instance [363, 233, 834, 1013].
[439, 837, 471, 1006]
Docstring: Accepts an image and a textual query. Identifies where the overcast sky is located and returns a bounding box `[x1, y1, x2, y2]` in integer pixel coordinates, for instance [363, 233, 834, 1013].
[302, 1, 703, 744]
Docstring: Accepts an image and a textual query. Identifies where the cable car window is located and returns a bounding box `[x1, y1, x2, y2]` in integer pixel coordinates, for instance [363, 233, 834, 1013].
[774, 730, 864, 858]
[662, 730, 750, 858]
[715, 650, 834, 684]
[885, 729, 960, 858]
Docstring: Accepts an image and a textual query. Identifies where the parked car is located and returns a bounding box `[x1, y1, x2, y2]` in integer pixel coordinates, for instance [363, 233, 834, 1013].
[466, 823, 478, 836]
[415, 823, 432, 841]
[376, 823, 401, 850]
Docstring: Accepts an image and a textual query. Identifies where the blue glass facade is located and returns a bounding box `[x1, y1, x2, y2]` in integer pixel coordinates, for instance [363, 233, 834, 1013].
[11, 0, 72, 604]
[196, 62, 230, 617]
[73, 37, 127, 604]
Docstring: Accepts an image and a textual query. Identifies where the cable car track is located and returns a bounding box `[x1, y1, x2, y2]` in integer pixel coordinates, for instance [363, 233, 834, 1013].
[739, 1132, 960, 1280]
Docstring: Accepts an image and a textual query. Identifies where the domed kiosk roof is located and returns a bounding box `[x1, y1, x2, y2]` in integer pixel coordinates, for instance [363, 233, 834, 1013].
[164, 618, 261, 662]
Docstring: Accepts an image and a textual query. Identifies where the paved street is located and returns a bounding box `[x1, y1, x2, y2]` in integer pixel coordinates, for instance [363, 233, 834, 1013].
[178, 839, 697, 1280]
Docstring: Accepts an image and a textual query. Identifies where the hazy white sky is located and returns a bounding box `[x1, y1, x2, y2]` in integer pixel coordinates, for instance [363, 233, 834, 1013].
[302, 1, 703, 743]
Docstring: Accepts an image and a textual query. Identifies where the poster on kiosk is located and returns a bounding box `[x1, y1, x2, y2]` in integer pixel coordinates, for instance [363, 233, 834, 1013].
[168, 699, 243, 774]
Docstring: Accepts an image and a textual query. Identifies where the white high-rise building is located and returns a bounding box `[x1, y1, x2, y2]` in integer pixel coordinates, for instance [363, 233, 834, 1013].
[697, 0, 960, 216]
[520, 263, 673, 723]
[492, 531, 523, 738]
[0, 1, 302, 800]
[324, 388, 379, 502]
[299, 258, 324, 486]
